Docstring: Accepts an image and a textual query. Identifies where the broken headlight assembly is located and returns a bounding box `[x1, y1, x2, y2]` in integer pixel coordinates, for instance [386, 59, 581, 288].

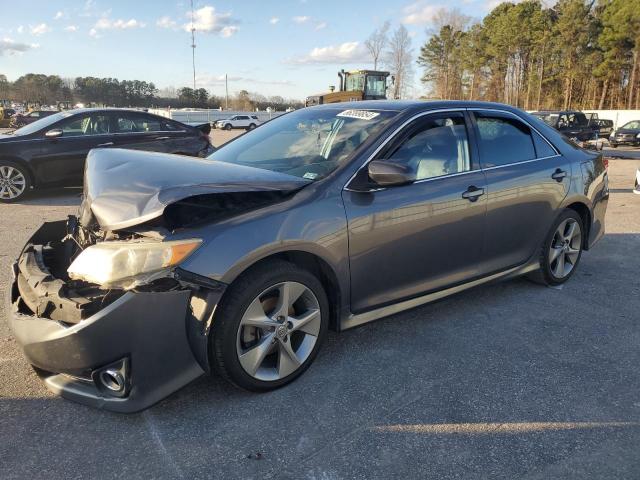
[67, 238, 202, 289]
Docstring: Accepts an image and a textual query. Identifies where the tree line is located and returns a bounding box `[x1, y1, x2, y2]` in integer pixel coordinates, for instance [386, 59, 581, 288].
[0, 74, 303, 111]
[414, 0, 640, 111]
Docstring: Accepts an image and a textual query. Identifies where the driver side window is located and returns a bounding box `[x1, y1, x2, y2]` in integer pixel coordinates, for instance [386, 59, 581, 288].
[59, 114, 111, 137]
[381, 112, 471, 181]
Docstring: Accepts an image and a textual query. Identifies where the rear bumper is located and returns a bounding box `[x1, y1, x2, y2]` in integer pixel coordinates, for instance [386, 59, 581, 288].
[7, 221, 225, 413]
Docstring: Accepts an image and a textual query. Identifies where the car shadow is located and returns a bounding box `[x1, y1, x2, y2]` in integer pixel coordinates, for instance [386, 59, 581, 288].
[13, 188, 82, 206]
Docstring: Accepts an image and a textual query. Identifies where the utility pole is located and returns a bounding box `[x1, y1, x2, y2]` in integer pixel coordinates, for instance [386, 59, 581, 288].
[225, 73, 229, 110]
[190, 0, 196, 91]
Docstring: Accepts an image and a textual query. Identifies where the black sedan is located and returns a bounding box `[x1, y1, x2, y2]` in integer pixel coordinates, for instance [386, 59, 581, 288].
[608, 120, 640, 148]
[0, 108, 214, 201]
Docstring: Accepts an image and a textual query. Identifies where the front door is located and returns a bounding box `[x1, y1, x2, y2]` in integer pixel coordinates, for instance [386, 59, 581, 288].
[469, 110, 572, 272]
[342, 111, 488, 313]
[33, 112, 113, 185]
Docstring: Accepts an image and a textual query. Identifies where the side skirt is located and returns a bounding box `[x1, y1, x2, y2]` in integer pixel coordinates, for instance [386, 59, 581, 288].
[340, 260, 540, 331]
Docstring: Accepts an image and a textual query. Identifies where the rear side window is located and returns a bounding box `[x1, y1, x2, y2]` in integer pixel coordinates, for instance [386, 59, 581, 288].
[473, 113, 536, 168]
[115, 114, 162, 133]
[532, 131, 557, 158]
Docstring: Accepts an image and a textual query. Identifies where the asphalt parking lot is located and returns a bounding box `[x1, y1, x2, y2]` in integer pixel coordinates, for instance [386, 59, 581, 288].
[1, 137, 639, 479]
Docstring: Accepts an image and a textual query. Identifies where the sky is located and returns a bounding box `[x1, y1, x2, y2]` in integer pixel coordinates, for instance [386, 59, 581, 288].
[0, 0, 503, 100]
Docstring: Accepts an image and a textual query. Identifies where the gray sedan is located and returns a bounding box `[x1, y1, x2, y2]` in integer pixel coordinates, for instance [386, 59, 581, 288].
[8, 101, 609, 412]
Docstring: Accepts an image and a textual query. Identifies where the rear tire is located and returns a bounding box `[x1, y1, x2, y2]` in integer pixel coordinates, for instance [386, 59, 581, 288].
[248, 123, 256, 130]
[530, 209, 584, 286]
[0, 161, 31, 203]
[211, 260, 329, 391]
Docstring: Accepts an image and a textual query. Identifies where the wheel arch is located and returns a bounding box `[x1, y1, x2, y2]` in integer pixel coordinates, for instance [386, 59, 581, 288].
[221, 250, 343, 331]
[564, 201, 592, 250]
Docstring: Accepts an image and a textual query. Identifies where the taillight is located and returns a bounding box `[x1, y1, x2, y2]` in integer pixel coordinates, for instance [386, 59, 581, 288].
[602, 157, 609, 170]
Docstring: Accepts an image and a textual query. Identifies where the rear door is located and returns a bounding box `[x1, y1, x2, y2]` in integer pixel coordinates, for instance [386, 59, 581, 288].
[343, 110, 489, 312]
[112, 112, 170, 152]
[470, 109, 572, 272]
[32, 112, 113, 184]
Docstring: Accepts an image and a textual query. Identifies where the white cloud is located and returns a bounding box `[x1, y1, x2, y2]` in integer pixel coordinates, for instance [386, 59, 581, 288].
[287, 41, 369, 65]
[89, 28, 99, 38]
[54, 11, 64, 20]
[220, 25, 238, 38]
[30, 23, 51, 36]
[292, 16, 310, 24]
[99, 18, 144, 29]
[64, 25, 79, 32]
[401, 2, 446, 25]
[0, 38, 39, 56]
[184, 5, 238, 37]
[269, 17, 280, 25]
[17, 25, 24, 34]
[315, 21, 327, 30]
[156, 16, 177, 29]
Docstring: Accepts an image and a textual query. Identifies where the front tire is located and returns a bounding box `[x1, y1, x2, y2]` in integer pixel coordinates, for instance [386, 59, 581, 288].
[534, 209, 584, 286]
[211, 260, 329, 391]
[0, 161, 31, 202]
[224, 123, 232, 130]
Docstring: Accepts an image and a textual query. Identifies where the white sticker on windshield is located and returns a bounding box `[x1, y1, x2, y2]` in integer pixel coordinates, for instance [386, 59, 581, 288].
[303, 172, 319, 180]
[337, 110, 380, 121]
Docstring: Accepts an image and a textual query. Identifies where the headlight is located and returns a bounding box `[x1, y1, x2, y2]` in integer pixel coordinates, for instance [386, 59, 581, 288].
[68, 239, 201, 289]
[636, 133, 640, 139]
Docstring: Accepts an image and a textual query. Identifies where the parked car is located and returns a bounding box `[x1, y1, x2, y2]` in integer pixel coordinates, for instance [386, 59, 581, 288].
[9, 110, 56, 128]
[0, 108, 214, 201]
[8, 101, 609, 412]
[589, 118, 614, 138]
[608, 120, 640, 148]
[531, 110, 597, 142]
[215, 114, 260, 130]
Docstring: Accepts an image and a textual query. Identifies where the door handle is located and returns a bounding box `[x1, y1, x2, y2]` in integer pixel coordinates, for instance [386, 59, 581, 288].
[462, 186, 485, 202]
[154, 136, 170, 140]
[96, 142, 114, 147]
[551, 169, 567, 182]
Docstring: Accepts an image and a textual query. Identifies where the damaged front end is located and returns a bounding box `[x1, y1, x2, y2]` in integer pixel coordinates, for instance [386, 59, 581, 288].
[9, 148, 310, 411]
[9, 217, 226, 412]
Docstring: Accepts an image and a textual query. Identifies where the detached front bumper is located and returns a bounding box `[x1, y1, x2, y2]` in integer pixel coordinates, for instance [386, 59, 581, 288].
[8, 221, 225, 413]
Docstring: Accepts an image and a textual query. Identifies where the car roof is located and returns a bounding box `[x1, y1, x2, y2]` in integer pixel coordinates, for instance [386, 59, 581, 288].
[60, 107, 154, 115]
[310, 99, 532, 115]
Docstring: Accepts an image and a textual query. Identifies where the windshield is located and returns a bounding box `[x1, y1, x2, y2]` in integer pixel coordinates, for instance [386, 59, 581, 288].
[366, 75, 387, 97]
[12, 110, 74, 136]
[208, 107, 398, 180]
[621, 120, 640, 130]
[532, 113, 559, 127]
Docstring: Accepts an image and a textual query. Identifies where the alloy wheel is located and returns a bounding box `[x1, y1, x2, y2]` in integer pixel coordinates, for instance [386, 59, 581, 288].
[548, 218, 582, 279]
[236, 281, 321, 381]
[0, 165, 26, 200]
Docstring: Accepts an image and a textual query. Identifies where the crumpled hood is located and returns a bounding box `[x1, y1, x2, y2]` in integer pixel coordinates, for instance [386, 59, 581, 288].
[80, 148, 311, 230]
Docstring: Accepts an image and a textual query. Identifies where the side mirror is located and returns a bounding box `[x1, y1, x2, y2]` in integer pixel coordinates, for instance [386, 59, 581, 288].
[45, 129, 63, 139]
[368, 160, 415, 187]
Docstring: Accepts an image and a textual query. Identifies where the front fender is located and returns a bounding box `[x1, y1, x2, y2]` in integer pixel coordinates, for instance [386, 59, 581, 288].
[177, 191, 350, 309]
